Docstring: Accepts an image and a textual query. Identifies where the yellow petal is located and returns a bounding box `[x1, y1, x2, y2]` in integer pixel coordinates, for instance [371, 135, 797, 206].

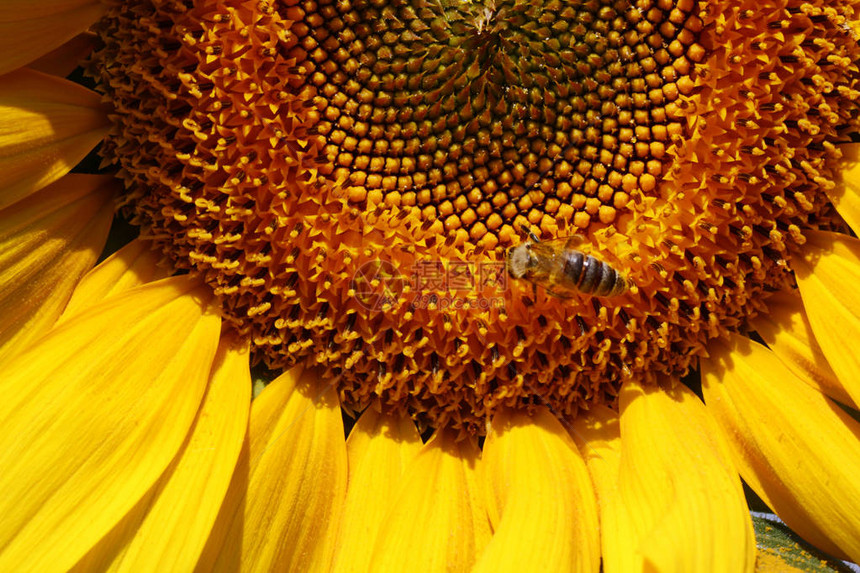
[367, 429, 491, 572]
[0, 0, 106, 75]
[702, 333, 860, 562]
[0, 174, 114, 364]
[201, 366, 347, 573]
[753, 289, 854, 407]
[622, 380, 755, 572]
[0, 276, 220, 572]
[793, 230, 860, 407]
[570, 404, 621, 502]
[571, 406, 635, 573]
[583, 380, 755, 573]
[30, 32, 99, 78]
[474, 406, 599, 573]
[71, 336, 251, 572]
[0, 68, 108, 210]
[60, 238, 171, 321]
[829, 143, 860, 233]
[331, 408, 423, 572]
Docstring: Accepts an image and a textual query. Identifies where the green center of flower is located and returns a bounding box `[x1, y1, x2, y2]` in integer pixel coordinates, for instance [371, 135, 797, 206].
[90, 0, 860, 432]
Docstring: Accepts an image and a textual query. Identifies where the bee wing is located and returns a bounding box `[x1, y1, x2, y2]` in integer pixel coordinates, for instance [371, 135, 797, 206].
[525, 235, 583, 261]
[534, 235, 584, 249]
[519, 237, 584, 299]
[524, 235, 584, 272]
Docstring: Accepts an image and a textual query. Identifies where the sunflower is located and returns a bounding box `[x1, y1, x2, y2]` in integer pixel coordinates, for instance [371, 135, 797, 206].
[2, 0, 860, 570]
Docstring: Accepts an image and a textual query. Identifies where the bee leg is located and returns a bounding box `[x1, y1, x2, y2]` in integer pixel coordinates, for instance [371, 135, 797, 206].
[542, 286, 573, 299]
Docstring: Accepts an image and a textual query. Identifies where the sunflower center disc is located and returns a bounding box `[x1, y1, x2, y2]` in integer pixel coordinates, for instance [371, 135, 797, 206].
[309, 0, 689, 233]
[91, 0, 860, 432]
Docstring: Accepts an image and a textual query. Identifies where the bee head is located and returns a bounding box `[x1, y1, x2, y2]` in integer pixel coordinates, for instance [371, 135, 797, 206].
[506, 243, 533, 279]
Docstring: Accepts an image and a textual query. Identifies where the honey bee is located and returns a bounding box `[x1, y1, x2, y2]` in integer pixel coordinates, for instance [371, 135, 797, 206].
[506, 229, 628, 298]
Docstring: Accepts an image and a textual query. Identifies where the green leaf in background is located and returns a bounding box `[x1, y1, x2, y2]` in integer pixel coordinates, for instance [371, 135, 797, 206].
[754, 515, 858, 573]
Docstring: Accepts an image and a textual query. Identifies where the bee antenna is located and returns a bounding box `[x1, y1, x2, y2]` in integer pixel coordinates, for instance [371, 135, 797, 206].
[519, 224, 540, 243]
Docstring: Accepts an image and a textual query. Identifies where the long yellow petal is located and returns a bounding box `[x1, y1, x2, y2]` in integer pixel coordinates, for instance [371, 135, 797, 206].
[793, 230, 860, 408]
[0, 276, 220, 573]
[0, 1, 106, 75]
[829, 143, 860, 233]
[0, 174, 114, 364]
[702, 333, 860, 562]
[571, 406, 634, 573]
[60, 238, 170, 321]
[623, 380, 755, 572]
[332, 408, 423, 572]
[202, 366, 347, 573]
[579, 380, 755, 573]
[30, 33, 99, 78]
[754, 290, 854, 407]
[71, 336, 251, 572]
[367, 429, 491, 572]
[0, 68, 108, 210]
[474, 406, 599, 573]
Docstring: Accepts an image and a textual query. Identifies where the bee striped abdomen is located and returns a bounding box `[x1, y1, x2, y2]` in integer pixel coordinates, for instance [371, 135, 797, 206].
[598, 263, 627, 296]
[562, 251, 627, 296]
[578, 255, 603, 293]
[561, 250, 584, 286]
